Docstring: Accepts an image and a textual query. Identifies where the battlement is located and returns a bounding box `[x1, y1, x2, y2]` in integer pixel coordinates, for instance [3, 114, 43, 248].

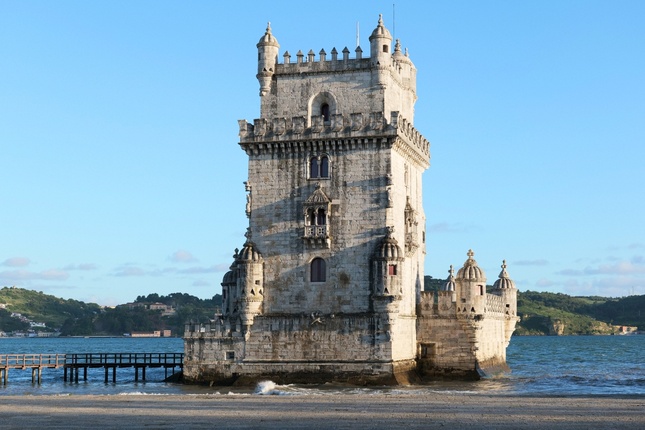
[273, 46, 414, 78]
[277, 47, 370, 72]
[238, 112, 429, 163]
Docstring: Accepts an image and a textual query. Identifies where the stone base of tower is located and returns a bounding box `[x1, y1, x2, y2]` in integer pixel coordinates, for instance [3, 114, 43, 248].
[183, 313, 421, 386]
[183, 359, 419, 386]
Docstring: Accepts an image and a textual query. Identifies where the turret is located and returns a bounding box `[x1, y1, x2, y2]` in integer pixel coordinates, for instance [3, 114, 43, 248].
[235, 230, 264, 327]
[372, 227, 404, 298]
[256, 22, 280, 96]
[369, 15, 393, 88]
[493, 260, 518, 318]
[455, 249, 487, 315]
[371, 227, 404, 315]
[369, 14, 392, 66]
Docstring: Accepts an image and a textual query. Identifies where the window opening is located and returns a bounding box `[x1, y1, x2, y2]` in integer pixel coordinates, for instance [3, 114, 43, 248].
[316, 209, 326, 226]
[310, 157, 319, 178]
[320, 156, 329, 178]
[388, 264, 397, 276]
[321, 103, 330, 122]
[310, 258, 326, 282]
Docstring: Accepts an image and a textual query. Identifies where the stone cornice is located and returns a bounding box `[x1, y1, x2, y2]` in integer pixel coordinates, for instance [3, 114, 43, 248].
[239, 112, 429, 167]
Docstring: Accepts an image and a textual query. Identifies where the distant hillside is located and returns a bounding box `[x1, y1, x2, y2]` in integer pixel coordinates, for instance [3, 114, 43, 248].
[516, 291, 643, 335]
[0, 286, 101, 329]
[0, 286, 221, 336]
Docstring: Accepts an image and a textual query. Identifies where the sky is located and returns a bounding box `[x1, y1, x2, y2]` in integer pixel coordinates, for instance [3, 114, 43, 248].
[1, 1, 644, 306]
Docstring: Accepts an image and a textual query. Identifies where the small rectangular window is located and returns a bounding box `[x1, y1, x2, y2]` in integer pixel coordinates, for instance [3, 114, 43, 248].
[388, 264, 397, 276]
[226, 351, 235, 360]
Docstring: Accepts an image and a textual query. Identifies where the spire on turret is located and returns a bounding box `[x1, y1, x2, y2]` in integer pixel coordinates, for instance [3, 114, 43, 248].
[456, 249, 486, 281]
[493, 260, 517, 290]
[442, 265, 456, 291]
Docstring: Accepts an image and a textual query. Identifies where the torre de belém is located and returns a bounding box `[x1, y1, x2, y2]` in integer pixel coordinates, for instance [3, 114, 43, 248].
[183, 16, 519, 385]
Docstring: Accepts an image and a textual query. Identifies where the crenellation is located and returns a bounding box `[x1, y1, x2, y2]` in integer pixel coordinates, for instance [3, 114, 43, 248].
[239, 112, 429, 164]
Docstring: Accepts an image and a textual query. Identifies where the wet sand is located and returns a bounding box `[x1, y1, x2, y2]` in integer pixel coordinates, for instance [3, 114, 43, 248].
[0, 393, 643, 429]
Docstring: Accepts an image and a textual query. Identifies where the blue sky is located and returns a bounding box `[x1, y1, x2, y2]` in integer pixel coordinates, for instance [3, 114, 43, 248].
[1, 1, 644, 306]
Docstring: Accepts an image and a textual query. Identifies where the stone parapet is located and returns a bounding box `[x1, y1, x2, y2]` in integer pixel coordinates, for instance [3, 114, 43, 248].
[485, 293, 506, 316]
[239, 112, 429, 167]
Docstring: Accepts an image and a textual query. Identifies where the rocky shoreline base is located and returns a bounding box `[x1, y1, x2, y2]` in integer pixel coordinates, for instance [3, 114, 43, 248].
[0, 393, 642, 429]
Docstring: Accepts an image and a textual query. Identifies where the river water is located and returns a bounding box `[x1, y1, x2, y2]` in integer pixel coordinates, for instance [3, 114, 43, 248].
[0, 335, 642, 396]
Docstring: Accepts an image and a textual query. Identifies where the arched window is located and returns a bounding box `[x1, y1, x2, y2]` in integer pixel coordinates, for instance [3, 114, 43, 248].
[320, 156, 329, 178]
[316, 209, 326, 226]
[321, 103, 330, 122]
[309, 155, 330, 179]
[310, 157, 319, 178]
[310, 258, 326, 282]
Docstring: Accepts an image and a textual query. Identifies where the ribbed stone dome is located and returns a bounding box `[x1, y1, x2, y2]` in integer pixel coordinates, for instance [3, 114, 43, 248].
[393, 39, 412, 65]
[257, 22, 279, 47]
[456, 249, 486, 281]
[442, 265, 456, 291]
[237, 241, 263, 262]
[221, 270, 236, 286]
[493, 260, 516, 289]
[376, 231, 402, 260]
[369, 15, 392, 40]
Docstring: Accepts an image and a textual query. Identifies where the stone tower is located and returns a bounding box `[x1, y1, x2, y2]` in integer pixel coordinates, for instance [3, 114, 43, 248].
[184, 16, 517, 385]
[184, 16, 428, 385]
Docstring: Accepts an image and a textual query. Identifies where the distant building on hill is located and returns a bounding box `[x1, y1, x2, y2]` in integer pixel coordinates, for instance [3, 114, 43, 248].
[184, 16, 518, 385]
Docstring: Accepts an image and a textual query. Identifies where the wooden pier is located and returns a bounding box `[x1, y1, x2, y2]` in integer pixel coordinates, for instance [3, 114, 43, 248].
[0, 353, 183, 384]
[0, 354, 65, 384]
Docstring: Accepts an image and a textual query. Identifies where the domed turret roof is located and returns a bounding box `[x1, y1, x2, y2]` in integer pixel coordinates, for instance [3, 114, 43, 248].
[442, 265, 456, 291]
[376, 227, 402, 260]
[237, 241, 263, 262]
[369, 14, 392, 41]
[493, 260, 516, 290]
[456, 249, 486, 281]
[393, 39, 412, 65]
[257, 22, 279, 47]
[221, 270, 236, 286]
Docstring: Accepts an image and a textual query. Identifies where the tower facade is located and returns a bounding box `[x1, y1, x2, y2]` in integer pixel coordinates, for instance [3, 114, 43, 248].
[184, 16, 517, 385]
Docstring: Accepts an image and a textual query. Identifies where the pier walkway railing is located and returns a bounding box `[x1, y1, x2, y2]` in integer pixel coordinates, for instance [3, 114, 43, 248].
[0, 352, 183, 384]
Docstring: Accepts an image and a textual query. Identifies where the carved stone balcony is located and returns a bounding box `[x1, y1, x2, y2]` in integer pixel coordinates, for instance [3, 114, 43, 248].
[302, 225, 330, 248]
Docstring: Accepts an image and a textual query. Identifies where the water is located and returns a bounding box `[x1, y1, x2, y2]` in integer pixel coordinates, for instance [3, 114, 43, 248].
[1, 335, 643, 396]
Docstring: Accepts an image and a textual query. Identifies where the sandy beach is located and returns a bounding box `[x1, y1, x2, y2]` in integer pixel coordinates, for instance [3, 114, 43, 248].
[0, 393, 642, 429]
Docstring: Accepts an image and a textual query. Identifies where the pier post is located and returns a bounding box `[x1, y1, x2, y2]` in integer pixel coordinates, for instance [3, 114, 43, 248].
[83, 367, 87, 381]
[104, 367, 108, 383]
[135, 367, 139, 382]
[112, 366, 116, 383]
[2, 368, 7, 385]
[64, 367, 67, 382]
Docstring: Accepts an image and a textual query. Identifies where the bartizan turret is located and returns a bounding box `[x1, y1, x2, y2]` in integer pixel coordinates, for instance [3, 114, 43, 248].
[456, 249, 486, 317]
[493, 260, 519, 347]
[369, 14, 392, 88]
[256, 22, 279, 96]
[371, 226, 404, 313]
[235, 230, 264, 328]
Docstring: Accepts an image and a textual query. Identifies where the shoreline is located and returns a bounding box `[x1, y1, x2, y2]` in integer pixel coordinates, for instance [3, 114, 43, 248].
[0, 392, 642, 429]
